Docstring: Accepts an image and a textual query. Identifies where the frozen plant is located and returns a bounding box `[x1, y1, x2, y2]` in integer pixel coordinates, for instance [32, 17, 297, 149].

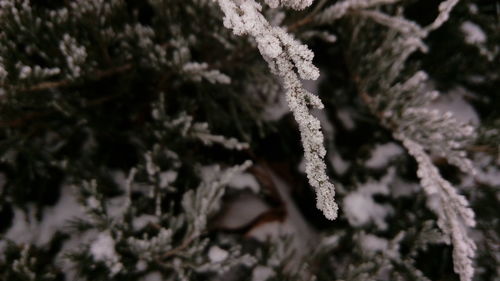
[214, 0, 338, 220]
[0, 0, 498, 280]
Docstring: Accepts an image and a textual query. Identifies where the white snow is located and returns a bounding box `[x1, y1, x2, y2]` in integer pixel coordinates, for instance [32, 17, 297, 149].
[321, 234, 341, 248]
[252, 265, 275, 281]
[159, 170, 178, 188]
[132, 214, 159, 231]
[428, 87, 480, 125]
[86, 196, 100, 209]
[337, 108, 355, 130]
[5, 206, 36, 244]
[359, 233, 388, 253]
[343, 170, 395, 230]
[343, 192, 392, 230]
[90, 232, 117, 260]
[365, 142, 403, 169]
[468, 4, 478, 14]
[228, 172, 260, 193]
[6, 186, 84, 246]
[215, 192, 269, 229]
[329, 152, 350, 175]
[136, 260, 147, 271]
[461, 21, 486, 45]
[106, 195, 130, 218]
[475, 166, 500, 186]
[208, 246, 229, 262]
[90, 231, 123, 276]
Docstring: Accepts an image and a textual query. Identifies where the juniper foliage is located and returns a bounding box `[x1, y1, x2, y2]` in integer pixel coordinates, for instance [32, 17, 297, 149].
[0, 1, 498, 281]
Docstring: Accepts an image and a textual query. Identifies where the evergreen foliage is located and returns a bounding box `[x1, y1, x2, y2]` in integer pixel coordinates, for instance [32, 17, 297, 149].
[0, 0, 498, 281]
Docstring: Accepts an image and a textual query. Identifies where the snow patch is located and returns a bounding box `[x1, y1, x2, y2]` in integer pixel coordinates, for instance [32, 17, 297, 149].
[5, 187, 84, 246]
[90, 231, 123, 276]
[365, 142, 403, 169]
[252, 265, 276, 281]
[428, 87, 479, 125]
[343, 170, 395, 230]
[461, 21, 486, 45]
[359, 233, 388, 253]
[160, 170, 178, 188]
[329, 152, 350, 175]
[337, 109, 355, 130]
[252, 265, 275, 281]
[133, 214, 159, 231]
[391, 178, 420, 197]
[215, 192, 269, 229]
[228, 172, 260, 193]
[208, 246, 229, 262]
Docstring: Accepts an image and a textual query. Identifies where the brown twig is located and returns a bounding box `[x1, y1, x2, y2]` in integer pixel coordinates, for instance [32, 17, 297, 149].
[161, 233, 197, 259]
[0, 65, 134, 128]
[287, 15, 315, 31]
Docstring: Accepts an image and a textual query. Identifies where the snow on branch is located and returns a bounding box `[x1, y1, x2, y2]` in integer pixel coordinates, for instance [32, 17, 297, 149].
[264, 0, 314, 10]
[425, 0, 459, 33]
[12, 245, 36, 281]
[162, 112, 249, 150]
[315, 0, 400, 24]
[399, 107, 476, 174]
[213, 0, 338, 220]
[152, 93, 249, 150]
[396, 134, 476, 281]
[182, 62, 231, 84]
[340, 1, 477, 279]
[182, 160, 253, 235]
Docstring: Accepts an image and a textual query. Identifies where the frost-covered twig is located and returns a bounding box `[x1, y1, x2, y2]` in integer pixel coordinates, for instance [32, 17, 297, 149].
[182, 160, 253, 234]
[341, 1, 478, 280]
[14, 64, 132, 93]
[425, 0, 459, 33]
[12, 245, 36, 281]
[214, 0, 338, 220]
[182, 62, 231, 84]
[315, 0, 400, 24]
[263, 0, 315, 10]
[161, 112, 249, 150]
[396, 135, 476, 281]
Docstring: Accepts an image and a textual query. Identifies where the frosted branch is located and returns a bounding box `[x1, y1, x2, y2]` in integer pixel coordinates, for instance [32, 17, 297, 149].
[182, 160, 253, 234]
[264, 0, 314, 10]
[162, 112, 249, 150]
[214, 0, 338, 220]
[315, 0, 400, 24]
[396, 134, 476, 281]
[425, 0, 460, 33]
[182, 62, 231, 84]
